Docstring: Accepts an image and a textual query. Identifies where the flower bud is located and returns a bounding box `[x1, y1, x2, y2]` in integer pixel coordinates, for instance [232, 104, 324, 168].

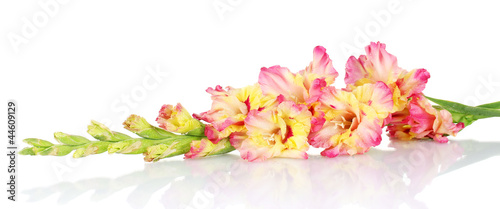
[156, 103, 203, 134]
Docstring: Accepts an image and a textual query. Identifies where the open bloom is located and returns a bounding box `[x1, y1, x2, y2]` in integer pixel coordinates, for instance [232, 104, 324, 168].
[195, 84, 276, 143]
[230, 101, 312, 162]
[309, 82, 394, 157]
[386, 94, 464, 143]
[156, 103, 202, 134]
[345, 42, 430, 112]
[259, 46, 338, 105]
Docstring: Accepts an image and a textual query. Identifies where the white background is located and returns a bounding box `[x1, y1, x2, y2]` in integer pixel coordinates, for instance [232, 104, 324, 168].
[1, 0, 500, 208]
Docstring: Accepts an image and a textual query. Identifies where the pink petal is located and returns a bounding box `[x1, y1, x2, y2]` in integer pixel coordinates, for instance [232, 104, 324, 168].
[259, 65, 307, 103]
[363, 42, 401, 83]
[397, 68, 431, 98]
[308, 122, 342, 148]
[306, 78, 327, 104]
[244, 110, 278, 134]
[352, 81, 394, 116]
[345, 55, 368, 86]
[353, 118, 383, 149]
[345, 42, 403, 85]
[300, 46, 338, 88]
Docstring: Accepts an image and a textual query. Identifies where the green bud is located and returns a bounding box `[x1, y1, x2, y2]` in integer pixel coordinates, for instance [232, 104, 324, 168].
[107, 139, 155, 154]
[73, 148, 86, 158]
[54, 132, 91, 145]
[19, 147, 37, 155]
[207, 138, 236, 156]
[184, 138, 235, 159]
[73, 141, 111, 158]
[108, 140, 135, 154]
[87, 120, 132, 141]
[144, 144, 170, 162]
[37, 145, 81, 156]
[144, 136, 202, 162]
[123, 114, 176, 140]
[23, 138, 54, 147]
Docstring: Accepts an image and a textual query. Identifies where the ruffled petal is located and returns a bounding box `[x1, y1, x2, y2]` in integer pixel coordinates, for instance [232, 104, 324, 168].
[300, 46, 338, 89]
[308, 122, 342, 149]
[345, 55, 369, 86]
[306, 78, 327, 104]
[352, 118, 383, 151]
[352, 81, 394, 119]
[397, 68, 431, 98]
[259, 65, 308, 103]
[345, 42, 402, 86]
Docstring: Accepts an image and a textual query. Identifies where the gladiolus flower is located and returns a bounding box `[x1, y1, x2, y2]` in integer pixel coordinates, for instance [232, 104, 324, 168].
[230, 101, 312, 162]
[195, 84, 276, 143]
[386, 94, 464, 143]
[156, 103, 202, 134]
[309, 82, 394, 157]
[345, 42, 430, 112]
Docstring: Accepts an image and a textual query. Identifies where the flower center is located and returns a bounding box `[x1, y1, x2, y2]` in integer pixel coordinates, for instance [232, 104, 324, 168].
[331, 112, 357, 131]
[264, 125, 293, 145]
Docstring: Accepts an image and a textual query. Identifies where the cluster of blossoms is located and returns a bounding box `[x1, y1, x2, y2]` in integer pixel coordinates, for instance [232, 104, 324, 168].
[156, 42, 464, 162]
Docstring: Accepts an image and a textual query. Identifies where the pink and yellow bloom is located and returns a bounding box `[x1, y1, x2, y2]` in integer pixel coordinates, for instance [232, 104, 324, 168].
[259, 46, 338, 105]
[308, 82, 394, 157]
[230, 101, 312, 162]
[195, 84, 276, 143]
[386, 94, 464, 143]
[156, 103, 202, 134]
[345, 42, 430, 112]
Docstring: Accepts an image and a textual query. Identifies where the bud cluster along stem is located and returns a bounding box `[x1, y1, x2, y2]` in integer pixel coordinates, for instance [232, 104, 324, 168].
[20, 115, 216, 162]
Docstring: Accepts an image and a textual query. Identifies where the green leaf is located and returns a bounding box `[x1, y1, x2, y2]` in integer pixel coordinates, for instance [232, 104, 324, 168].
[54, 132, 91, 145]
[23, 138, 54, 147]
[477, 101, 500, 109]
[426, 96, 500, 119]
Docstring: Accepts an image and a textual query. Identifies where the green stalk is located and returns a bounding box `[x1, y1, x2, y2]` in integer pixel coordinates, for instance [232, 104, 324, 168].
[20, 114, 210, 162]
[426, 96, 500, 128]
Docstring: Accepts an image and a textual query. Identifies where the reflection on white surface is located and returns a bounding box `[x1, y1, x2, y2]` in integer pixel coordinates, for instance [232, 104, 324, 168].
[23, 140, 500, 209]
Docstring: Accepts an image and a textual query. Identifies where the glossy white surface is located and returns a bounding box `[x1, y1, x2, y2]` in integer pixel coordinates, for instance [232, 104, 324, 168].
[13, 137, 500, 209]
